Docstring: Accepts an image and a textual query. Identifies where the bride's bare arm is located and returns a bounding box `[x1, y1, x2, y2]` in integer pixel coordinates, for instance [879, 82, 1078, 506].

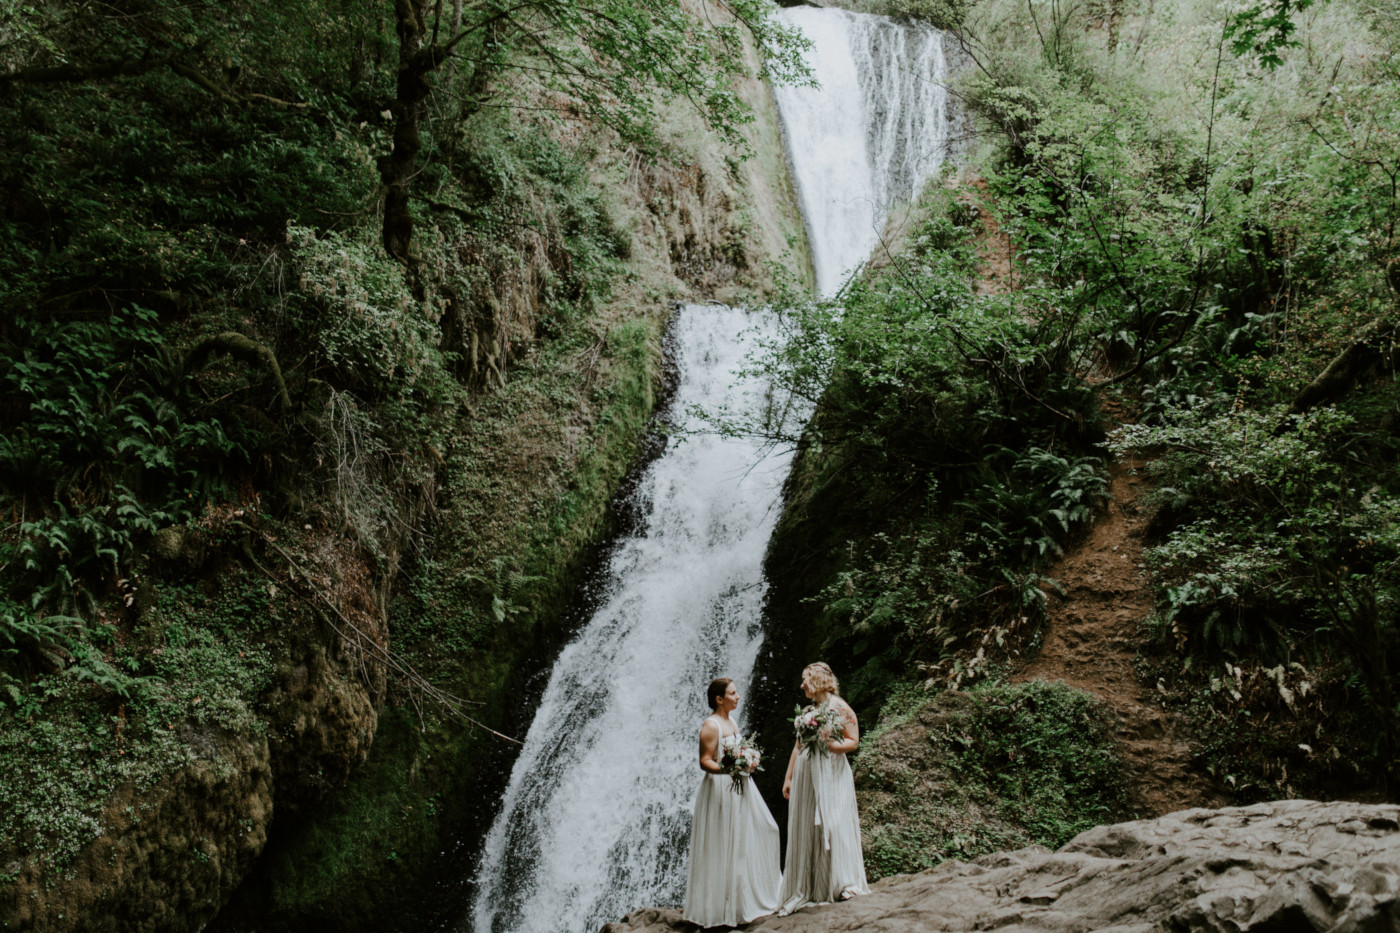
[782, 739, 799, 799]
[698, 719, 724, 774]
[826, 700, 860, 755]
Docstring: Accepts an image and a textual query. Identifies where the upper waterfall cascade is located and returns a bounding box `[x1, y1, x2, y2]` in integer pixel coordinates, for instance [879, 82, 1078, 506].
[467, 11, 951, 933]
[774, 7, 951, 296]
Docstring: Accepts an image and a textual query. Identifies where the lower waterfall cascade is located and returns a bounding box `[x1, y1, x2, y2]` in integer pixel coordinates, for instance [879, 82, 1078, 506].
[467, 10, 951, 933]
[467, 305, 796, 933]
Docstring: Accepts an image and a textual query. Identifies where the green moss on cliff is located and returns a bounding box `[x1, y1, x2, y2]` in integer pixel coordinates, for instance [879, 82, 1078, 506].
[0, 571, 281, 876]
[231, 310, 665, 926]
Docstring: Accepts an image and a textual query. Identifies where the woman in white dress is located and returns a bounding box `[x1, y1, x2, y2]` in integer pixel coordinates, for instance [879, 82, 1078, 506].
[682, 677, 782, 928]
[778, 662, 869, 913]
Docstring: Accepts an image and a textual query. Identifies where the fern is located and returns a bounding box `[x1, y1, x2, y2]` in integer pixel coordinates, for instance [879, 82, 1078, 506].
[0, 305, 259, 690]
[960, 448, 1109, 563]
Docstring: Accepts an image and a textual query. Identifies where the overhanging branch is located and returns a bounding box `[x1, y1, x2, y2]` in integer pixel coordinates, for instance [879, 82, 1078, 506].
[0, 51, 183, 85]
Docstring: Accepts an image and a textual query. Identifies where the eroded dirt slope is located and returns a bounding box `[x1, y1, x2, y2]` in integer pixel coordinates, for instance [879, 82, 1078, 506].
[1014, 458, 1224, 816]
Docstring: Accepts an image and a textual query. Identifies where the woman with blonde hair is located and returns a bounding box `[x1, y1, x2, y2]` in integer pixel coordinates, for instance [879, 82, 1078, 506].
[682, 677, 781, 927]
[778, 662, 869, 913]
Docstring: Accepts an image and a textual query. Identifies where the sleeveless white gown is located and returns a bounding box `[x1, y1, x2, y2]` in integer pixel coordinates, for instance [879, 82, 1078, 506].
[682, 717, 782, 927]
[777, 721, 869, 913]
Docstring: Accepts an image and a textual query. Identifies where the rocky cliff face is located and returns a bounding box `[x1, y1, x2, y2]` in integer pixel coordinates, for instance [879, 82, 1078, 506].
[603, 800, 1400, 932]
[0, 525, 396, 933]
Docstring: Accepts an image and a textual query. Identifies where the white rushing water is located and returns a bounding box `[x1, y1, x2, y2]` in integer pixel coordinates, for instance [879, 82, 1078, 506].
[469, 306, 795, 933]
[468, 10, 951, 933]
[774, 7, 951, 296]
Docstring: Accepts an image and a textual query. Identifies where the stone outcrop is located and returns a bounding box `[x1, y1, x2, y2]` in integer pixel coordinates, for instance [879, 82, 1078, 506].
[601, 800, 1400, 932]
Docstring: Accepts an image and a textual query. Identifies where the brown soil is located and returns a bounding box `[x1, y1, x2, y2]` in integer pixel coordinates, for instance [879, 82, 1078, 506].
[964, 180, 1013, 297]
[1013, 460, 1225, 818]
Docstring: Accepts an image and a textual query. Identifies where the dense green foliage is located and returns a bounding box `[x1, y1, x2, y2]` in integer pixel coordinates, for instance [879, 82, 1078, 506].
[5, 0, 1399, 915]
[756, 0, 1400, 804]
[952, 0, 1400, 793]
[2, 309, 254, 613]
[0, 0, 804, 898]
[749, 186, 1108, 712]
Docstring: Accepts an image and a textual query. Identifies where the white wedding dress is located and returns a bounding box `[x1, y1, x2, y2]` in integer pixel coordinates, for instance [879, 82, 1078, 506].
[682, 716, 782, 927]
[777, 726, 869, 913]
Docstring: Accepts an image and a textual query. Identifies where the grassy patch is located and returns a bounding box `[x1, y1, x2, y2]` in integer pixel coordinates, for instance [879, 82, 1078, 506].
[855, 679, 1127, 880]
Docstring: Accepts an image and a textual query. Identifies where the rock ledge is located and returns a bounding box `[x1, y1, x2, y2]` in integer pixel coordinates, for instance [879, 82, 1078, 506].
[603, 800, 1400, 932]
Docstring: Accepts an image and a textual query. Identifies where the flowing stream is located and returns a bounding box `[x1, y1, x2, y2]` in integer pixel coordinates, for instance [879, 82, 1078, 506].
[468, 10, 950, 933]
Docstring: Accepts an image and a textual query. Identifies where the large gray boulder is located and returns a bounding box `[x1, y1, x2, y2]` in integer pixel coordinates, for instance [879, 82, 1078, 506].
[601, 800, 1400, 932]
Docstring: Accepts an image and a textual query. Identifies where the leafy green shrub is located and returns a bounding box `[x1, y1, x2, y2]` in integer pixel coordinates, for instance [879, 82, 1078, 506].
[819, 525, 976, 640]
[430, 113, 632, 335]
[1113, 403, 1400, 656]
[0, 307, 255, 611]
[1113, 400, 1400, 781]
[886, 0, 977, 31]
[287, 225, 442, 395]
[144, 583, 278, 733]
[951, 680, 1127, 841]
[0, 302, 284, 742]
[742, 185, 1110, 708]
[961, 447, 1108, 562]
[856, 680, 1127, 879]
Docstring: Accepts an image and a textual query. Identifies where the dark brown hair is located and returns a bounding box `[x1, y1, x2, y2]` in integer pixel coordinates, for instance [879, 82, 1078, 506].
[707, 677, 733, 711]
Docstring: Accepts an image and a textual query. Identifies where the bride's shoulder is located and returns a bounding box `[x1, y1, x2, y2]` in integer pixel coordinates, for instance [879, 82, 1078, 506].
[832, 697, 857, 720]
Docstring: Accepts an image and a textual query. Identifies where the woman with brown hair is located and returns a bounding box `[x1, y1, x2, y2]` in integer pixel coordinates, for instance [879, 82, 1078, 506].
[682, 677, 781, 927]
[778, 662, 869, 913]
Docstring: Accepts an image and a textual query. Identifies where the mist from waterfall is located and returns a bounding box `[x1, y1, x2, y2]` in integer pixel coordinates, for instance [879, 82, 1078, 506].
[467, 10, 950, 933]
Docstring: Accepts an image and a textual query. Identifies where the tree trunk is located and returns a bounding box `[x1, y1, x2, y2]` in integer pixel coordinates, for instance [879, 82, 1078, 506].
[1106, 0, 1123, 54]
[441, 0, 465, 91]
[380, 0, 442, 266]
[1286, 315, 1399, 417]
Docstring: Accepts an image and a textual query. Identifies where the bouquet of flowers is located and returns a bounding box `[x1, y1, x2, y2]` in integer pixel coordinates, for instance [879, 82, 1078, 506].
[793, 703, 846, 756]
[718, 732, 764, 794]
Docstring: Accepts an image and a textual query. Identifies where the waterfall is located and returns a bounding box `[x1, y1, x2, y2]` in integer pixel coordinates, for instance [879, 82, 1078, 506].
[773, 7, 951, 296]
[468, 11, 950, 933]
[468, 306, 795, 933]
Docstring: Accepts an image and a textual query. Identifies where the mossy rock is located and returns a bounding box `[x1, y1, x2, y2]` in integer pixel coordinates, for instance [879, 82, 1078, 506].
[854, 680, 1130, 881]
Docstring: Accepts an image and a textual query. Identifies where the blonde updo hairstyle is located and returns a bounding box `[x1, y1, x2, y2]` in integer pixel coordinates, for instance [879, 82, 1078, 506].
[802, 662, 839, 697]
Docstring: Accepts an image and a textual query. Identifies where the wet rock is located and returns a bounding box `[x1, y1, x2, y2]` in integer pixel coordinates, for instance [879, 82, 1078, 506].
[601, 800, 1400, 933]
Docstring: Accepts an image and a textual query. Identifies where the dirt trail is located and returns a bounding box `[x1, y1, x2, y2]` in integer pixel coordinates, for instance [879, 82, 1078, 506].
[964, 184, 1222, 817]
[1013, 460, 1224, 817]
